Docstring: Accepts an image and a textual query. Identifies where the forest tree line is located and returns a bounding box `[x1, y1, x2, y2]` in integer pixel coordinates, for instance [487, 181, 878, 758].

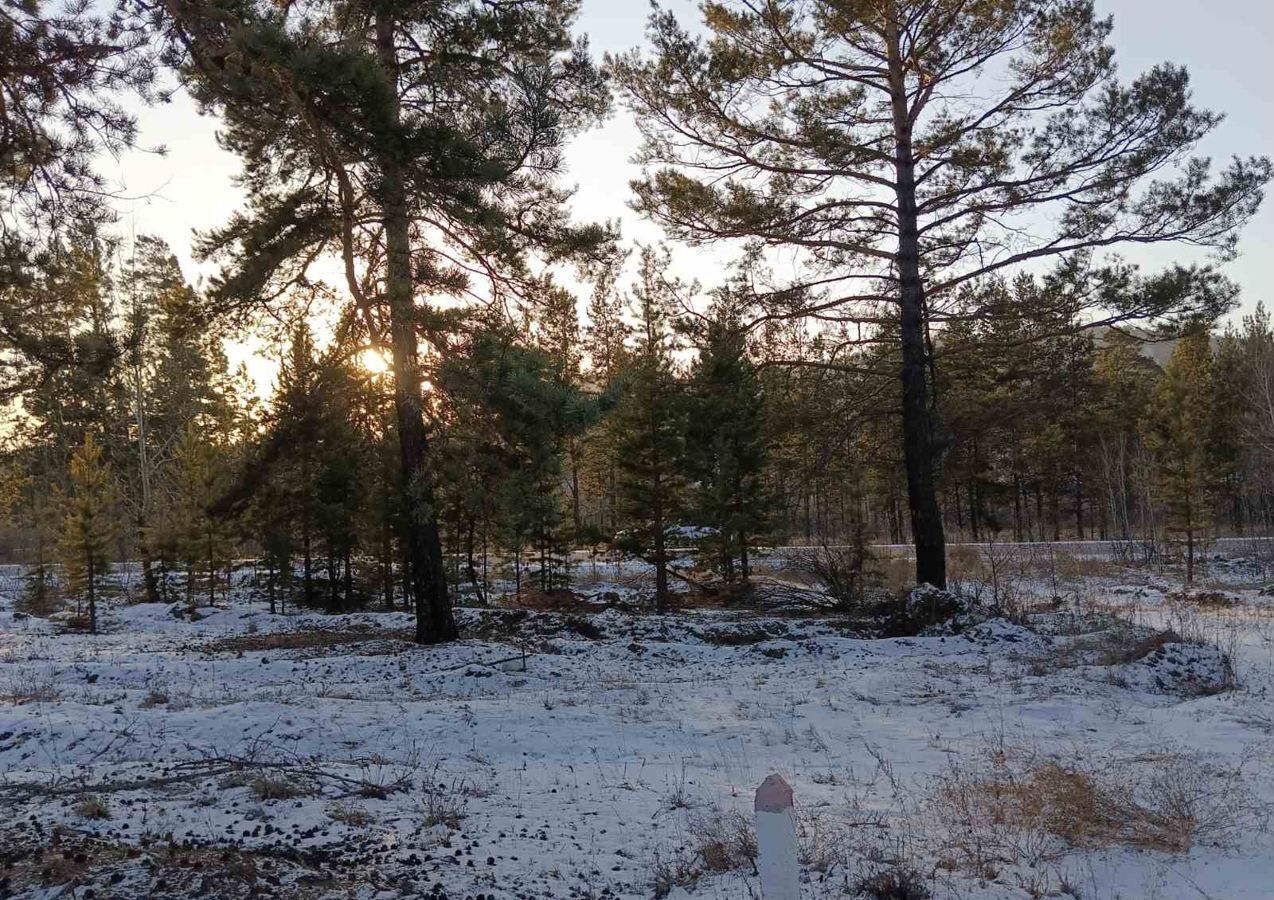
[3, 0, 1271, 639]
[4, 236, 1274, 630]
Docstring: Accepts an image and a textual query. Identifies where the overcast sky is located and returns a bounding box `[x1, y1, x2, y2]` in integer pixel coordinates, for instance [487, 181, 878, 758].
[107, 0, 1274, 330]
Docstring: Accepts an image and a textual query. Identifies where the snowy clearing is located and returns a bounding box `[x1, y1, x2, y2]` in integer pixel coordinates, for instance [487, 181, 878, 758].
[2, 557, 1273, 900]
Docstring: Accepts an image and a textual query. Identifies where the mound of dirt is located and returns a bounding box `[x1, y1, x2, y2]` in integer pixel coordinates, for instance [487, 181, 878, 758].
[1119, 642, 1235, 696]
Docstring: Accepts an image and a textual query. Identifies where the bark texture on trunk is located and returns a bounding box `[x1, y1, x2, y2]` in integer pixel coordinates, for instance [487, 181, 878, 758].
[376, 13, 458, 644]
[886, 9, 947, 588]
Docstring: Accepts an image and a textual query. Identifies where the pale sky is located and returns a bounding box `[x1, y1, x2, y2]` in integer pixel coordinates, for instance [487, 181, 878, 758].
[107, 0, 1274, 371]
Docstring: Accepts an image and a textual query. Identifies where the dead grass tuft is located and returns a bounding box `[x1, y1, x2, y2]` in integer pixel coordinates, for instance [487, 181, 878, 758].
[1, 669, 61, 704]
[1097, 625, 1182, 667]
[419, 784, 467, 829]
[852, 866, 932, 900]
[687, 807, 756, 873]
[139, 688, 169, 708]
[248, 774, 308, 801]
[326, 802, 373, 827]
[505, 588, 595, 612]
[931, 745, 1262, 874]
[1171, 589, 1238, 609]
[74, 794, 110, 820]
[651, 847, 703, 898]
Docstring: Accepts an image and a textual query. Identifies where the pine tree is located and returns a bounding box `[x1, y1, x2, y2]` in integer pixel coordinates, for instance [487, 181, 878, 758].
[685, 285, 770, 582]
[611, 248, 688, 612]
[163, 0, 613, 643]
[437, 321, 591, 597]
[1209, 330, 1249, 533]
[614, 0, 1270, 588]
[580, 273, 630, 542]
[1231, 306, 1274, 526]
[585, 272, 628, 386]
[537, 285, 588, 543]
[1092, 331, 1159, 544]
[312, 359, 366, 613]
[1, 0, 153, 266]
[1144, 330, 1217, 582]
[59, 433, 120, 633]
[164, 424, 234, 607]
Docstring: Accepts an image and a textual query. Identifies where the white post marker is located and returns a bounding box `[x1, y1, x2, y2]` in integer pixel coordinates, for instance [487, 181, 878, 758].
[754, 774, 800, 900]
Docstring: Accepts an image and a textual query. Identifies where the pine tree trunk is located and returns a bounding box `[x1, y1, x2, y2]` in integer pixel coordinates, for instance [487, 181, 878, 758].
[34, 532, 46, 605]
[465, 518, 481, 601]
[87, 551, 97, 635]
[886, 12, 946, 588]
[1185, 479, 1196, 583]
[652, 486, 668, 613]
[327, 553, 339, 613]
[207, 526, 215, 606]
[133, 354, 160, 605]
[376, 12, 457, 645]
[303, 530, 313, 605]
[140, 550, 160, 605]
[1074, 477, 1085, 539]
[381, 510, 394, 611]
[568, 436, 582, 536]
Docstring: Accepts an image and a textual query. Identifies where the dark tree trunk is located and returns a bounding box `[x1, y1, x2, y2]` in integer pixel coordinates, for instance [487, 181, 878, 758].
[381, 511, 394, 611]
[650, 405, 669, 612]
[326, 552, 339, 613]
[652, 491, 669, 612]
[887, 15, 946, 588]
[140, 547, 160, 605]
[1074, 476, 1085, 539]
[376, 12, 457, 645]
[465, 518, 484, 603]
[568, 436, 582, 537]
[207, 527, 216, 606]
[87, 551, 97, 635]
[303, 530, 313, 605]
[1013, 469, 1024, 543]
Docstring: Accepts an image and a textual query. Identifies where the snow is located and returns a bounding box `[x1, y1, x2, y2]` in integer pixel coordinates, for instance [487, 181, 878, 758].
[1, 557, 1273, 899]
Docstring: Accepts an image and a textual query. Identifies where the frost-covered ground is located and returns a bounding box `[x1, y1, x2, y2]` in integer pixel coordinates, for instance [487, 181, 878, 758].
[1, 555, 1273, 899]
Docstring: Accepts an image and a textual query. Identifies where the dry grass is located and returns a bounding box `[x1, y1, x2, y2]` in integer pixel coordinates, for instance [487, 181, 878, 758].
[930, 745, 1263, 876]
[419, 784, 467, 829]
[1, 669, 61, 705]
[1170, 589, 1239, 609]
[2, 828, 361, 899]
[505, 587, 597, 612]
[247, 774, 309, 801]
[852, 866, 932, 900]
[326, 802, 373, 827]
[74, 795, 110, 820]
[139, 688, 169, 708]
[688, 807, 756, 873]
[209, 626, 409, 653]
[1096, 624, 1182, 667]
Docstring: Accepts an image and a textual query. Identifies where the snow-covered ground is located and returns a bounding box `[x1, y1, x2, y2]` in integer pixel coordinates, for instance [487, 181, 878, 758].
[1, 556, 1272, 899]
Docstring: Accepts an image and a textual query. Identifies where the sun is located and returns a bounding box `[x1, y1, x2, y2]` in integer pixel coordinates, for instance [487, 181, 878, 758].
[360, 349, 391, 374]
